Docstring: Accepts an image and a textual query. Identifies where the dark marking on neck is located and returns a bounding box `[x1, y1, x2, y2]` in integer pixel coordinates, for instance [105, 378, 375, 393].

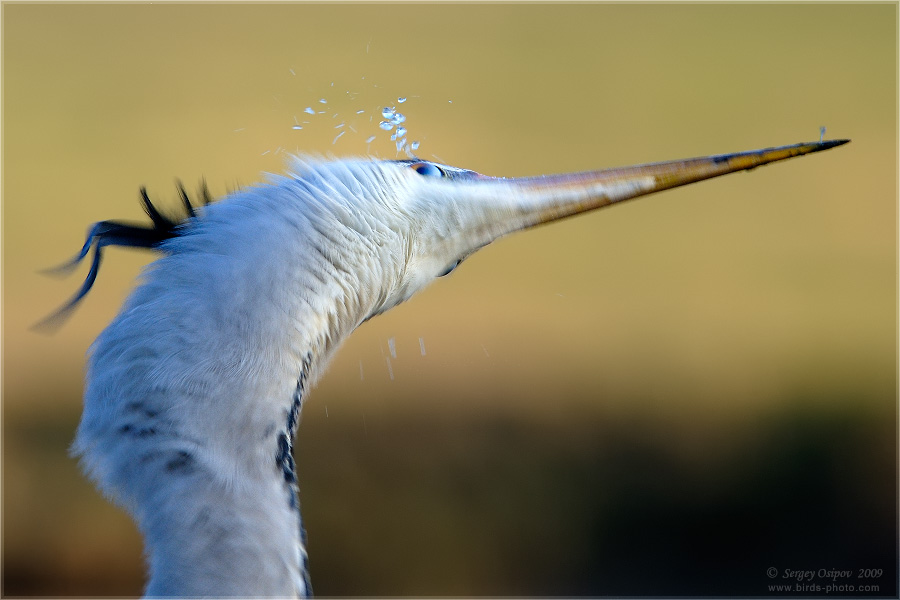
[165, 450, 196, 474]
[274, 351, 314, 596]
[276, 432, 297, 487]
[119, 423, 157, 437]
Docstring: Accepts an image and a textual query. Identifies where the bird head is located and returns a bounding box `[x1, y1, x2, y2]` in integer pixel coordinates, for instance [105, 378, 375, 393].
[353, 140, 847, 315]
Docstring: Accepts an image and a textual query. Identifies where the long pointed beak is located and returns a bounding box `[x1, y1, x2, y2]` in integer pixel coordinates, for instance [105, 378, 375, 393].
[499, 139, 849, 228]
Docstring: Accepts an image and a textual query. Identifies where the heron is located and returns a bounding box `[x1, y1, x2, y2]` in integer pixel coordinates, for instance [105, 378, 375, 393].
[43, 139, 847, 597]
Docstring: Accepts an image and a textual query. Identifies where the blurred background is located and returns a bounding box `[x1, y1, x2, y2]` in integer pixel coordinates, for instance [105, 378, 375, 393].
[3, 3, 896, 597]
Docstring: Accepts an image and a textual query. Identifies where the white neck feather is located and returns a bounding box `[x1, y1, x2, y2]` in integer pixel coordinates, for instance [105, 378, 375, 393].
[73, 159, 412, 597]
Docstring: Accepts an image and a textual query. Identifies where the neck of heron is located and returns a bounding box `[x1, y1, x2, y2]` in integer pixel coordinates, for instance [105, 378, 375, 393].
[76, 177, 401, 596]
[76, 268, 371, 597]
[80, 315, 325, 597]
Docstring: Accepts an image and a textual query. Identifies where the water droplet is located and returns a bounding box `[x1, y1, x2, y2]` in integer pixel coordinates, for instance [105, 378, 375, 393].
[396, 138, 407, 152]
[365, 135, 376, 144]
[379, 121, 394, 131]
[303, 107, 315, 115]
[411, 141, 420, 150]
[319, 98, 328, 104]
[381, 107, 395, 119]
[332, 131, 345, 144]
[390, 112, 406, 125]
[335, 123, 345, 129]
[398, 97, 407, 103]
[292, 125, 303, 130]
[356, 109, 365, 114]
[395, 126, 407, 138]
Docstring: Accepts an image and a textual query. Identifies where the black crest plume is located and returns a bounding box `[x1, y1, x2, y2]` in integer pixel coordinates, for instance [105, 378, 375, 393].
[34, 182, 213, 332]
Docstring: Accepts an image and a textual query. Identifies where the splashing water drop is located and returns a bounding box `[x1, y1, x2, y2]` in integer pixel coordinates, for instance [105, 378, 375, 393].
[319, 98, 328, 104]
[411, 141, 420, 150]
[395, 126, 407, 138]
[303, 107, 315, 115]
[379, 121, 394, 131]
[381, 107, 395, 119]
[390, 112, 406, 125]
[398, 97, 407, 103]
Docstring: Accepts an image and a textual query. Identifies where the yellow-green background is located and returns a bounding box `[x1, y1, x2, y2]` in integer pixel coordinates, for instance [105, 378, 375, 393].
[3, 3, 896, 596]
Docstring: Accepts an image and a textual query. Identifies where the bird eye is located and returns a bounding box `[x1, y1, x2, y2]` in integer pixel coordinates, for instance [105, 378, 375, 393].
[410, 162, 445, 178]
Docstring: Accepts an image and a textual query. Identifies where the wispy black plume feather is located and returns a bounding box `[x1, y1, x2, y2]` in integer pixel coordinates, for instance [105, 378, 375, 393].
[33, 182, 214, 333]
